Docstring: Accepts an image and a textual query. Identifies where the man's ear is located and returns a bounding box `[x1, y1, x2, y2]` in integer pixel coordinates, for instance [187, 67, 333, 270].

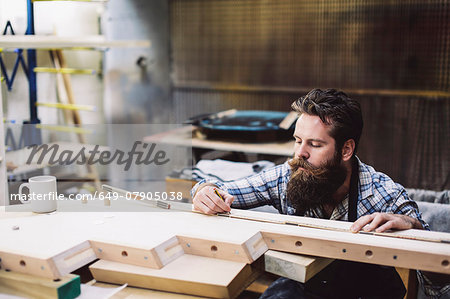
[341, 139, 355, 162]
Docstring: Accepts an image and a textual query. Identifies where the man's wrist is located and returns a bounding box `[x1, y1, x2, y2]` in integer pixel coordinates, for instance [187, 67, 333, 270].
[402, 214, 423, 230]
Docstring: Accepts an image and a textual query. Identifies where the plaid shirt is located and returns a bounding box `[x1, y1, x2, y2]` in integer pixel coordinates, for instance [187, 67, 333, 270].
[192, 156, 429, 229]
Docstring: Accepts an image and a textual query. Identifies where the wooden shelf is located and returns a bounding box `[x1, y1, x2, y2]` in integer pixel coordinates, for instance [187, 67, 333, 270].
[0, 35, 150, 50]
[143, 126, 295, 157]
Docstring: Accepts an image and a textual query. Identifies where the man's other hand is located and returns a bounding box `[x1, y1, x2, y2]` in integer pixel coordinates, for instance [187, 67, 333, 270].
[350, 212, 423, 233]
[193, 186, 234, 215]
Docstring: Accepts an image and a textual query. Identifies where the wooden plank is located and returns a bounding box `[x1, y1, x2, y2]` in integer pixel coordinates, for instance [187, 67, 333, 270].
[0, 269, 80, 299]
[90, 255, 257, 299]
[264, 250, 333, 283]
[178, 232, 268, 264]
[261, 230, 450, 274]
[1, 206, 449, 279]
[0, 35, 150, 50]
[93, 281, 204, 298]
[0, 240, 97, 279]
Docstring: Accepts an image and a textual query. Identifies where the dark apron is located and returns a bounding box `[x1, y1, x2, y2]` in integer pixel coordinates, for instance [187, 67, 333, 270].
[261, 158, 406, 299]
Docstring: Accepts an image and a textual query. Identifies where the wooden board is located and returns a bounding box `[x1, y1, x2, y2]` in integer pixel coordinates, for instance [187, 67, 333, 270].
[0, 35, 150, 50]
[1, 203, 449, 281]
[0, 269, 80, 299]
[264, 250, 334, 283]
[90, 255, 258, 299]
[93, 281, 204, 298]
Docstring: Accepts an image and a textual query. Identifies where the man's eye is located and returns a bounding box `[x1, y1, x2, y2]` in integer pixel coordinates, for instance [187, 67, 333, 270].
[295, 140, 301, 144]
[311, 143, 321, 148]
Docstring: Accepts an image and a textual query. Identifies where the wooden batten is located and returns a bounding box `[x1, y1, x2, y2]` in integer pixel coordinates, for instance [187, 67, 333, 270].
[52, 241, 97, 277]
[153, 236, 185, 266]
[0, 269, 80, 299]
[0, 241, 96, 279]
[261, 231, 450, 274]
[90, 236, 184, 269]
[90, 255, 257, 299]
[177, 232, 267, 264]
[0, 251, 59, 279]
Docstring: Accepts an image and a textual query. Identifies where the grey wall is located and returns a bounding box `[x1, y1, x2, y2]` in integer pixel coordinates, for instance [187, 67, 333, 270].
[103, 0, 171, 124]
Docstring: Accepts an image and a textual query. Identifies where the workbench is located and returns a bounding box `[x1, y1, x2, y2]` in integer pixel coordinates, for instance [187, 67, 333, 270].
[1, 197, 449, 298]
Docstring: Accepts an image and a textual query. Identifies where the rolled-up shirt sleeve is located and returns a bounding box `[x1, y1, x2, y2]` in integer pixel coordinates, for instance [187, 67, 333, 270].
[190, 162, 290, 210]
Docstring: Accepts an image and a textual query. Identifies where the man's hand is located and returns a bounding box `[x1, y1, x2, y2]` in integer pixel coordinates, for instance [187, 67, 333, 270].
[350, 212, 423, 233]
[193, 186, 234, 215]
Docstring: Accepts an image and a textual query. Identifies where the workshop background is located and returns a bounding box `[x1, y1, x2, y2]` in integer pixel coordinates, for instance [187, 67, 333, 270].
[1, 0, 449, 197]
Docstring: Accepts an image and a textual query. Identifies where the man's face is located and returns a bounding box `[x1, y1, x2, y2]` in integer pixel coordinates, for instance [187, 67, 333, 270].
[293, 114, 336, 167]
[287, 114, 347, 215]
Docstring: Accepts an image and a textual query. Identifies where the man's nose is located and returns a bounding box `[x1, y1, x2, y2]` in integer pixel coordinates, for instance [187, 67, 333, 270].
[296, 144, 309, 160]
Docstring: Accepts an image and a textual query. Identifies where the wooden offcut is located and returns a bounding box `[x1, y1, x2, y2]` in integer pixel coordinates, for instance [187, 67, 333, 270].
[264, 250, 334, 283]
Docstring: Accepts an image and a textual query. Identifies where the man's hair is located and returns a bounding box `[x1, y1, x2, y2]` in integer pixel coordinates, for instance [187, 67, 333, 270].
[291, 88, 363, 154]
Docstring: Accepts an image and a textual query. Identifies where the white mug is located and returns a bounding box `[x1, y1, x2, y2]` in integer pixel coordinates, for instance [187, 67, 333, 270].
[19, 176, 58, 213]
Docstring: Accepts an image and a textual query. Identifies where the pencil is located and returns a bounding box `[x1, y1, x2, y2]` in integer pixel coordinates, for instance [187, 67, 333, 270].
[214, 188, 224, 201]
[214, 188, 231, 214]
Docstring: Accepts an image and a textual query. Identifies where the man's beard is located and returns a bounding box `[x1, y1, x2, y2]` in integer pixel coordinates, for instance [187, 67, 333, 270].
[287, 152, 348, 216]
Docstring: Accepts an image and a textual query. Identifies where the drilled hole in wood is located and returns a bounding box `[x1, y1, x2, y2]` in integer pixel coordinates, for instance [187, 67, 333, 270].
[442, 260, 449, 267]
[53, 279, 61, 282]
[211, 245, 218, 252]
[342, 249, 347, 253]
[295, 241, 302, 247]
[365, 250, 373, 257]
[19, 260, 26, 267]
[121, 251, 128, 257]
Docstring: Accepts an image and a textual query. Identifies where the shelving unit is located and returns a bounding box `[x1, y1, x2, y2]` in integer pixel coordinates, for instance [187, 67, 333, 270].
[0, 0, 151, 203]
[0, 35, 150, 49]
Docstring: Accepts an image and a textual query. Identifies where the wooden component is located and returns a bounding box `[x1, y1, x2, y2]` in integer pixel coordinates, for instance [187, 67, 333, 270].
[90, 255, 258, 299]
[1, 206, 449, 280]
[177, 232, 268, 264]
[0, 240, 96, 279]
[0, 35, 150, 50]
[245, 272, 278, 294]
[90, 236, 184, 269]
[261, 230, 450, 274]
[0, 269, 80, 299]
[396, 268, 418, 299]
[221, 209, 450, 244]
[264, 250, 333, 283]
[93, 281, 203, 298]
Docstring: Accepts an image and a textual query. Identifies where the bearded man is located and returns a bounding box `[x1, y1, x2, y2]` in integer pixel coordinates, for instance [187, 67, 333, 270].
[191, 89, 428, 298]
